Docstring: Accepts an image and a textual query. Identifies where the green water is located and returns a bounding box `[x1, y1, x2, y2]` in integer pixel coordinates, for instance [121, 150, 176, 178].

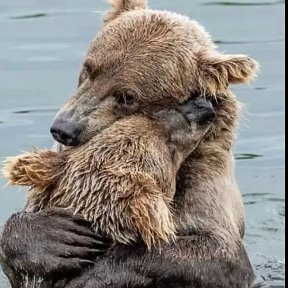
[0, 0, 284, 287]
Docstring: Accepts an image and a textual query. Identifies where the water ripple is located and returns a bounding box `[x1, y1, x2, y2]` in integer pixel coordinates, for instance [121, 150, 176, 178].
[214, 39, 284, 45]
[253, 258, 285, 288]
[10, 13, 47, 20]
[203, 0, 284, 6]
[235, 153, 263, 160]
[13, 108, 58, 114]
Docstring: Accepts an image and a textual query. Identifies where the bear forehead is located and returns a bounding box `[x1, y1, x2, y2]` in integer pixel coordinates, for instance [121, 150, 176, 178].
[82, 10, 216, 103]
[86, 10, 214, 72]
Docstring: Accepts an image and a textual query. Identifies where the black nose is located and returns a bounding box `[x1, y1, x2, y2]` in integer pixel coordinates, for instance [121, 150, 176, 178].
[193, 98, 216, 125]
[50, 121, 81, 146]
[178, 98, 216, 125]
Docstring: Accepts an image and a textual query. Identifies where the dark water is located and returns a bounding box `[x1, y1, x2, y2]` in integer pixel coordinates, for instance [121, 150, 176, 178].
[0, 0, 284, 287]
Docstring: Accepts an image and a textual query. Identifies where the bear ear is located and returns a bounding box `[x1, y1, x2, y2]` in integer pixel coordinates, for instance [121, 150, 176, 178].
[197, 52, 259, 95]
[105, 0, 148, 23]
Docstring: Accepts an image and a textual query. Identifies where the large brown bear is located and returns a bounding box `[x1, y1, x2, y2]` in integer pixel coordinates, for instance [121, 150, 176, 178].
[0, 0, 259, 287]
[3, 98, 215, 251]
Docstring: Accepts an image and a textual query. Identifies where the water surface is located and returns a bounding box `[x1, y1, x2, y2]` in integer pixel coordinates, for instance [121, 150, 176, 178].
[0, 0, 284, 287]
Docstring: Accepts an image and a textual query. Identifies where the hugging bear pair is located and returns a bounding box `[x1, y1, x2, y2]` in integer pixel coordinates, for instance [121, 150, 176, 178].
[3, 71, 216, 288]
[4, 93, 215, 250]
[1, 0, 259, 287]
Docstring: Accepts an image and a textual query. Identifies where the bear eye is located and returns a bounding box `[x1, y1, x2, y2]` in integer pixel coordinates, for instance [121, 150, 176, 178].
[115, 91, 134, 107]
[83, 60, 97, 80]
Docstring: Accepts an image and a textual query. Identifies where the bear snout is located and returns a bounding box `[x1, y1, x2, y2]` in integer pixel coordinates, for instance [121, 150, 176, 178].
[178, 98, 216, 125]
[193, 98, 216, 125]
[50, 119, 82, 146]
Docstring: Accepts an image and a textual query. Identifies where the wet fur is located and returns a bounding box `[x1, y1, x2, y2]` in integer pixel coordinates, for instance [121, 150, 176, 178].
[0, 0, 259, 287]
[3, 111, 211, 250]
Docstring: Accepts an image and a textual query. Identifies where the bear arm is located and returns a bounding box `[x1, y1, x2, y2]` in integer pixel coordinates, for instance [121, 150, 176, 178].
[2, 150, 65, 189]
[55, 235, 254, 288]
[1, 213, 254, 288]
[0, 208, 111, 287]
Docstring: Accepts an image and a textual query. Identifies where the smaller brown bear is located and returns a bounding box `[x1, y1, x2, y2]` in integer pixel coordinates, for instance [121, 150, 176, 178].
[3, 98, 215, 249]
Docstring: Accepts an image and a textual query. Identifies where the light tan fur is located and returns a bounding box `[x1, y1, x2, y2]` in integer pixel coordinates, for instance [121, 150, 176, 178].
[0, 2, 260, 287]
[52, 2, 258, 148]
[94, 1, 259, 254]
[4, 0, 258, 269]
[3, 111, 212, 250]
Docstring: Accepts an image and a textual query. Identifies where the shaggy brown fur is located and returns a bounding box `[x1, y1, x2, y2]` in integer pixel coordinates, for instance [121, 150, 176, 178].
[48, 0, 258, 248]
[51, 0, 257, 146]
[3, 102, 214, 249]
[0, 0, 259, 287]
